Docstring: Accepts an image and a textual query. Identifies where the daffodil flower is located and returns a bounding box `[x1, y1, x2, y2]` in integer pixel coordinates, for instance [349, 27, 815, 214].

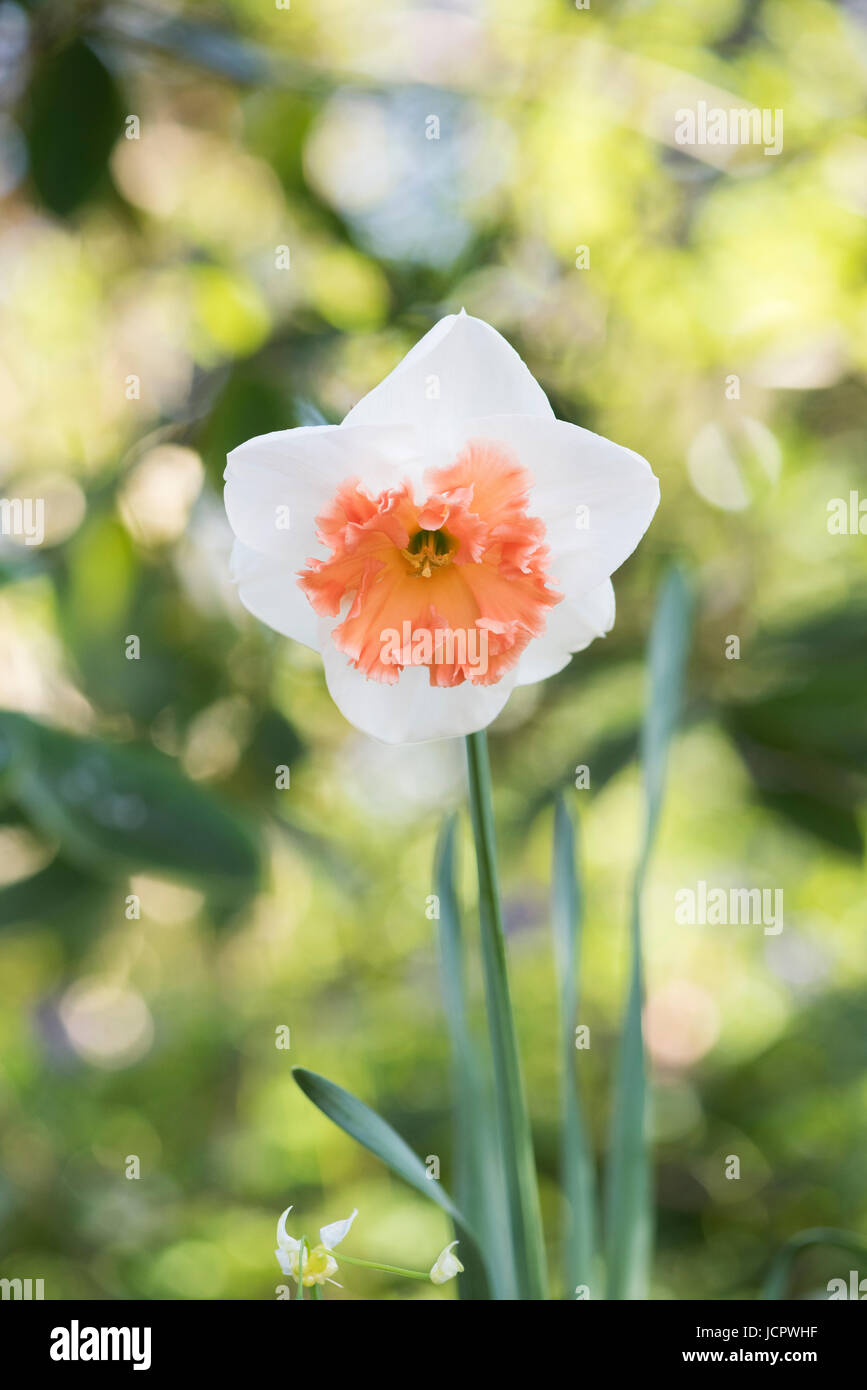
[275, 1205, 357, 1288]
[225, 311, 659, 743]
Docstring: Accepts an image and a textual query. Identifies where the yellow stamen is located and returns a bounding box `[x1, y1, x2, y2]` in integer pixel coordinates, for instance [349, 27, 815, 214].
[290, 1243, 338, 1286]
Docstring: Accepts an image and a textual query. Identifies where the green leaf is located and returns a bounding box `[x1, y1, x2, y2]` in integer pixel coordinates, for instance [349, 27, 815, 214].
[0, 857, 106, 930]
[551, 796, 596, 1298]
[434, 815, 511, 1300]
[0, 712, 260, 909]
[605, 567, 692, 1299]
[722, 602, 867, 857]
[292, 1067, 490, 1297]
[465, 730, 548, 1300]
[762, 1228, 867, 1300]
[23, 39, 124, 216]
[641, 567, 693, 843]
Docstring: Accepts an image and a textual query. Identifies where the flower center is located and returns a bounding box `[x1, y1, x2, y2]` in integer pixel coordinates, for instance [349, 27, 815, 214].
[402, 527, 456, 578]
[289, 1243, 337, 1286]
[299, 438, 562, 689]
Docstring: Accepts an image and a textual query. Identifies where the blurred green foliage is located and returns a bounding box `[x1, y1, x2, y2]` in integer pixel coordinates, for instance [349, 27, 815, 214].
[0, 0, 864, 1300]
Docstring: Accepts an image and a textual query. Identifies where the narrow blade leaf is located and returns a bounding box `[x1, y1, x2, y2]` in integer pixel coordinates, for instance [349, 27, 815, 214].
[552, 796, 596, 1297]
[605, 566, 693, 1299]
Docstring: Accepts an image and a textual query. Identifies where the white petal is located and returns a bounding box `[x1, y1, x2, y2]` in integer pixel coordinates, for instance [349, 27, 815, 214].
[342, 312, 554, 444]
[230, 540, 319, 649]
[225, 423, 429, 648]
[430, 1240, 464, 1284]
[275, 1248, 295, 1278]
[515, 580, 615, 686]
[320, 625, 518, 744]
[224, 422, 426, 561]
[457, 414, 660, 600]
[225, 425, 341, 561]
[319, 1208, 358, 1251]
[276, 1206, 298, 1252]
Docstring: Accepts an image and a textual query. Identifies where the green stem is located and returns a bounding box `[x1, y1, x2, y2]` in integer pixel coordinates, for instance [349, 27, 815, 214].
[337, 1253, 430, 1281]
[465, 730, 547, 1300]
[297, 1234, 307, 1302]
